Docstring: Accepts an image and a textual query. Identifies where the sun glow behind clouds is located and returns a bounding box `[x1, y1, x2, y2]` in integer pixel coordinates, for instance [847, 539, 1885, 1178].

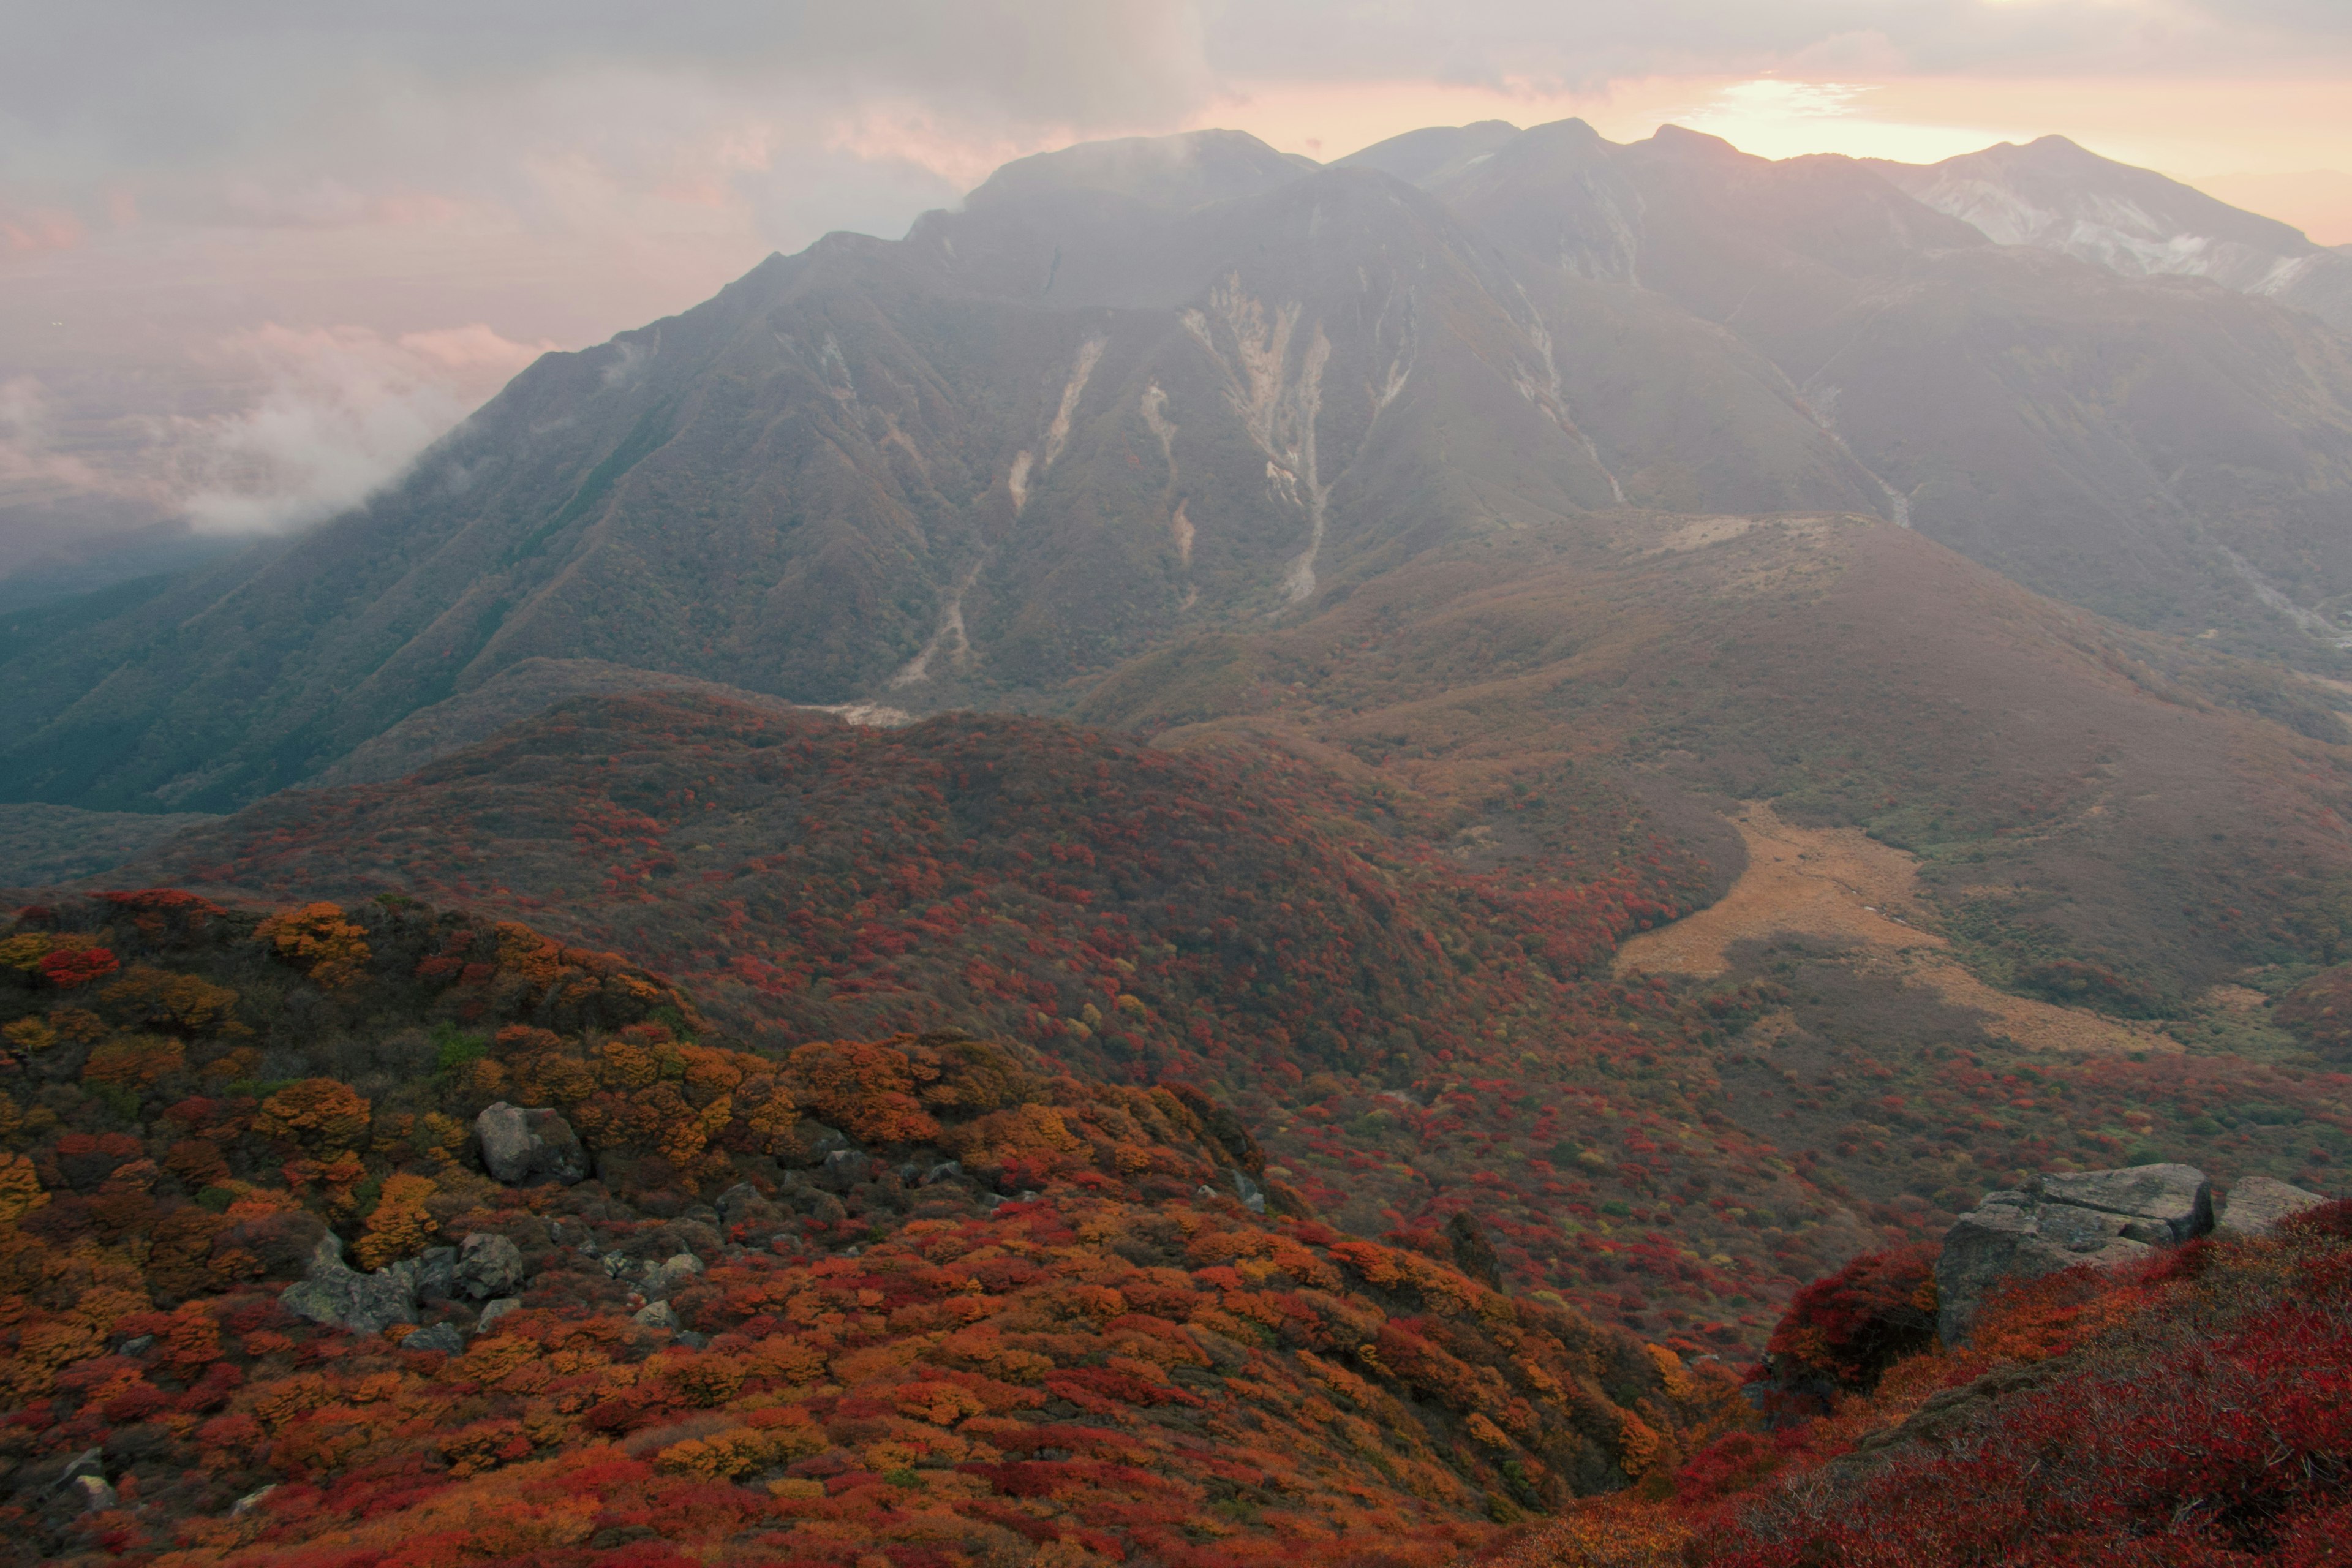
[1189, 74, 2038, 166]
[1196, 71, 2351, 193]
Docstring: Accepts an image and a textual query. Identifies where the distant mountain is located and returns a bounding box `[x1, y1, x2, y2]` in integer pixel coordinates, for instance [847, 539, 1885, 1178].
[1873, 135, 2352, 333]
[0, 126, 1890, 813]
[1393, 121, 2352, 654]
[12, 121, 2352, 1022]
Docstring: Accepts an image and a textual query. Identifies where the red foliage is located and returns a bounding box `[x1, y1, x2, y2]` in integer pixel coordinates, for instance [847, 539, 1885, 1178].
[1760, 1243, 1940, 1395]
[37, 945, 119, 987]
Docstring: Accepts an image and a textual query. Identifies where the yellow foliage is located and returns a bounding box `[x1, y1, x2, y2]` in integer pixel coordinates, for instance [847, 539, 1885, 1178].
[355, 1173, 439, 1268]
[595, 1036, 665, 1090]
[788, 1039, 941, 1144]
[100, 967, 239, 1031]
[48, 1008, 105, 1043]
[894, 1380, 988, 1426]
[0, 934, 55, 971]
[521, 1054, 597, 1106]
[82, 1033, 186, 1087]
[747, 1335, 829, 1384]
[2, 1017, 55, 1053]
[1615, 1411, 1666, 1479]
[654, 1419, 825, 1479]
[680, 1044, 745, 1099]
[494, 922, 565, 986]
[257, 903, 373, 989]
[956, 1102, 1080, 1161]
[0, 1154, 47, 1224]
[255, 1078, 372, 1152]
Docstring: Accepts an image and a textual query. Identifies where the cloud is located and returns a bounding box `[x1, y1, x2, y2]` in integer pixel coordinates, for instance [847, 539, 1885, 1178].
[168, 322, 549, 535]
[0, 376, 111, 497]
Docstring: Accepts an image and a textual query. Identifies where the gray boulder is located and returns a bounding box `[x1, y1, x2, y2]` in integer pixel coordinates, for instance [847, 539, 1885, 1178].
[715, 1182, 784, 1240]
[1936, 1163, 2213, 1343]
[414, 1246, 458, 1302]
[456, 1232, 526, 1300]
[818, 1148, 873, 1192]
[279, 1235, 421, 1336]
[474, 1102, 588, 1185]
[475, 1297, 523, 1333]
[403, 1322, 465, 1354]
[644, 1253, 704, 1296]
[633, 1300, 679, 1330]
[2217, 1174, 2329, 1236]
[2037, 1164, 2214, 1243]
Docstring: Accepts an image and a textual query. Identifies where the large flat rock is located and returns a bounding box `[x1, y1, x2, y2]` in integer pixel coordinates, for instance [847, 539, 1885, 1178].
[1936, 1164, 2211, 1343]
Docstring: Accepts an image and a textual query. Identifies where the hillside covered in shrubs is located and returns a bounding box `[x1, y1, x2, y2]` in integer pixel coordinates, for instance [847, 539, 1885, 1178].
[112, 699, 2352, 1357]
[1493, 1199, 2352, 1567]
[0, 891, 1748, 1568]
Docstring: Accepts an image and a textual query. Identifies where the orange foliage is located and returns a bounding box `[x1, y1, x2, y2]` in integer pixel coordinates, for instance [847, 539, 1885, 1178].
[255, 900, 373, 988]
[253, 1077, 372, 1152]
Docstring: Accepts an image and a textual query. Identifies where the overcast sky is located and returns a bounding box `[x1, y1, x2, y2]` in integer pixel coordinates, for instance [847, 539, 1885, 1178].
[4, 0, 2350, 562]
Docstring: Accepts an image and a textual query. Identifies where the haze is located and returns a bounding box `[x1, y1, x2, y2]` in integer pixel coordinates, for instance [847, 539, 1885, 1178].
[3, 0, 2348, 588]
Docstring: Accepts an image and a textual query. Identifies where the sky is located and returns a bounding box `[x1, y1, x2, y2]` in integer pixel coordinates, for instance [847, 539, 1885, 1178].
[3, 0, 2350, 570]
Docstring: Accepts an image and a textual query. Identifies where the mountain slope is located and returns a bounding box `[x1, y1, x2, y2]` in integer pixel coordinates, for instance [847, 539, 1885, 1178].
[0, 892, 1730, 1566]
[0, 127, 1961, 814]
[1415, 122, 2352, 658]
[106, 675, 2352, 1345]
[1874, 134, 2352, 334]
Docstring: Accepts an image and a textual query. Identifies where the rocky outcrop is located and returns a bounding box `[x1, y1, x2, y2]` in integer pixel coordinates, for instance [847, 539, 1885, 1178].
[2216, 1174, 2328, 1236]
[279, 1235, 422, 1336]
[474, 1103, 587, 1185]
[1936, 1163, 2212, 1343]
[456, 1232, 526, 1299]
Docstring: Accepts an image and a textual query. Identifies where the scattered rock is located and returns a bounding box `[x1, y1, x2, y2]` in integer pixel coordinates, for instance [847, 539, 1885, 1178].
[231, 1485, 277, 1517]
[790, 1121, 850, 1164]
[279, 1234, 421, 1336]
[645, 1252, 703, 1294]
[2217, 1174, 2329, 1236]
[73, 1475, 118, 1512]
[633, 1300, 679, 1329]
[473, 1102, 588, 1186]
[415, 1246, 458, 1301]
[819, 1148, 873, 1191]
[475, 1297, 522, 1333]
[456, 1232, 526, 1300]
[403, 1322, 464, 1354]
[922, 1160, 964, 1186]
[55, 1448, 104, 1491]
[715, 1182, 783, 1240]
[1936, 1163, 2215, 1343]
[1231, 1169, 1267, 1215]
[118, 1335, 154, 1357]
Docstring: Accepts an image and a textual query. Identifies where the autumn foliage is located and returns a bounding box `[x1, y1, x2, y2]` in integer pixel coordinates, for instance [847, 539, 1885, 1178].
[0, 891, 1751, 1567]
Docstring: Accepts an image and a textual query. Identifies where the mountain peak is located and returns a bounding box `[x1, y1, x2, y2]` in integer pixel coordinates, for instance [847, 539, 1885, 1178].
[965, 127, 1316, 213]
[1335, 119, 1524, 186]
[1646, 123, 1746, 160]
